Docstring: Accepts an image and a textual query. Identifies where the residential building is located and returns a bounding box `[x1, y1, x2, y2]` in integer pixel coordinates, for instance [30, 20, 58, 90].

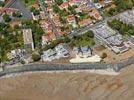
[89, 8, 103, 20]
[42, 32, 55, 45]
[67, 15, 76, 24]
[79, 18, 92, 27]
[91, 23, 129, 54]
[42, 43, 70, 61]
[0, 8, 18, 15]
[59, 2, 69, 10]
[73, 46, 92, 58]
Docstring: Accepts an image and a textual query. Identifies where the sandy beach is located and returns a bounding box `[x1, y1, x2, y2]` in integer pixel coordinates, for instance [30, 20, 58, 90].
[0, 64, 134, 100]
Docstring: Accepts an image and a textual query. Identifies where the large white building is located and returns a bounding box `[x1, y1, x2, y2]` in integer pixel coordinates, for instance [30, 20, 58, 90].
[41, 43, 70, 61]
[23, 29, 34, 51]
[91, 23, 129, 54]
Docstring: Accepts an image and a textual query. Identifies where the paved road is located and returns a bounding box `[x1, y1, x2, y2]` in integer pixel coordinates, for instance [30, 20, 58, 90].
[0, 56, 134, 77]
[4, 0, 32, 19]
[39, 0, 60, 38]
[4, 0, 16, 8]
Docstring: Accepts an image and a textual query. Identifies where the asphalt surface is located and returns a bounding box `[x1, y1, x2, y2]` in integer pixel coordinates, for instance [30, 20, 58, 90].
[0, 56, 134, 77]
[5, 0, 32, 19]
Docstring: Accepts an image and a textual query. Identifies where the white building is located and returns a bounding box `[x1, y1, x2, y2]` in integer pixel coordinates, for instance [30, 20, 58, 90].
[42, 43, 70, 62]
[23, 29, 34, 51]
[91, 23, 129, 54]
[42, 49, 57, 61]
[73, 46, 92, 58]
[55, 43, 69, 58]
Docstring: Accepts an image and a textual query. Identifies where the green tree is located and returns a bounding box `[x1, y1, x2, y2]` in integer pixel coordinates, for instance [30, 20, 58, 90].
[12, 12, 22, 18]
[32, 53, 41, 62]
[3, 14, 11, 22]
[54, 0, 63, 5]
[101, 53, 107, 59]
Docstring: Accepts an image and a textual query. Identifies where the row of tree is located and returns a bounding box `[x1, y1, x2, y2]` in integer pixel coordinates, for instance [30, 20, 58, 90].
[108, 19, 134, 35]
[0, 23, 24, 62]
[106, 0, 134, 16]
[3, 12, 22, 23]
[22, 20, 44, 49]
[70, 30, 95, 47]
[43, 30, 95, 51]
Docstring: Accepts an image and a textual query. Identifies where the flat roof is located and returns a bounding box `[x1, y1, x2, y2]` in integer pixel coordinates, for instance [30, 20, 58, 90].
[23, 29, 34, 44]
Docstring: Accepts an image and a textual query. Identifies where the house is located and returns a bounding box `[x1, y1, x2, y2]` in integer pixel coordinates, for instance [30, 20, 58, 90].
[67, 15, 77, 28]
[40, 11, 46, 19]
[79, 18, 92, 27]
[73, 46, 92, 58]
[57, 28, 65, 35]
[94, 3, 103, 9]
[89, 8, 103, 20]
[0, 8, 18, 15]
[75, 7, 82, 13]
[67, 15, 76, 24]
[59, 2, 69, 10]
[53, 16, 61, 26]
[45, 0, 53, 4]
[32, 13, 40, 20]
[42, 32, 55, 45]
[23, 29, 34, 50]
[99, 0, 113, 7]
[32, 3, 40, 9]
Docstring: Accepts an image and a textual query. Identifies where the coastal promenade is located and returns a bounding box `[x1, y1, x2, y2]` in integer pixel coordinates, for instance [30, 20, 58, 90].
[0, 56, 134, 77]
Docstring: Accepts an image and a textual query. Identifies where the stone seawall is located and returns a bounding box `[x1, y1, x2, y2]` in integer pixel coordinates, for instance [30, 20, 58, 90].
[0, 56, 134, 77]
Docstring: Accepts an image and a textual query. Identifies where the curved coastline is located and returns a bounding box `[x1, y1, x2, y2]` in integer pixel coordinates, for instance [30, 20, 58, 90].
[0, 56, 134, 77]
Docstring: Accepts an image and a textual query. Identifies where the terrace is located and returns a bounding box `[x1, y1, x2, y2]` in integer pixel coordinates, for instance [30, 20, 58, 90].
[118, 9, 134, 26]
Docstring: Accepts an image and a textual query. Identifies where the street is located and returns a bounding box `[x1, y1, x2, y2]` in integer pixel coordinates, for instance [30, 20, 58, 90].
[39, 0, 60, 38]
[4, 0, 32, 19]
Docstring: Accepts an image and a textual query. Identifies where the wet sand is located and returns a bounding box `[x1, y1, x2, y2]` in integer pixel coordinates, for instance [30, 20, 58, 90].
[0, 64, 134, 100]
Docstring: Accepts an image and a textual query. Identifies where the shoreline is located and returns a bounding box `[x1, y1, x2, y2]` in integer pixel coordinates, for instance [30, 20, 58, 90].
[0, 56, 133, 78]
[1, 69, 119, 79]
